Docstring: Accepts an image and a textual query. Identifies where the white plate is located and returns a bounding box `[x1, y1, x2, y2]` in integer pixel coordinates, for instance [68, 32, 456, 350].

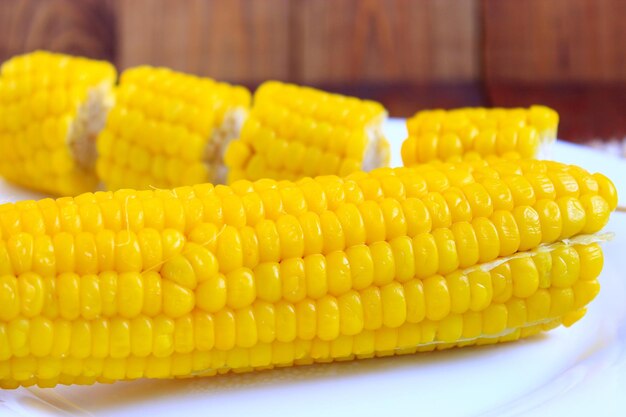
[1, 119, 625, 417]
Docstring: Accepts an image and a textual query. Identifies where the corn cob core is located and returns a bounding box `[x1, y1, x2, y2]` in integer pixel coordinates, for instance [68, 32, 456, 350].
[0, 51, 116, 196]
[224, 81, 390, 183]
[0, 158, 616, 388]
[402, 106, 559, 166]
[96, 66, 251, 191]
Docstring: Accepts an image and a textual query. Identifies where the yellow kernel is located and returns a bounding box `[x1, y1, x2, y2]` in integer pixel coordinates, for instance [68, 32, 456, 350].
[510, 256, 540, 298]
[142, 271, 162, 316]
[412, 233, 438, 279]
[276, 214, 304, 259]
[371, 241, 396, 285]
[317, 295, 339, 341]
[447, 271, 470, 314]
[358, 201, 385, 244]
[275, 301, 297, 342]
[0, 275, 20, 321]
[216, 225, 243, 273]
[162, 280, 194, 318]
[550, 246, 580, 288]
[255, 220, 280, 262]
[491, 210, 520, 256]
[183, 242, 218, 283]
[557, 197, 586, 238]
[423, 275, 450, 321]
[194, 311, 215, 351]
[281, 258, 306, 303]
[345, 245, 373, 290]
[381, 282, 407, 328]
[196, 273, 227, 312]
[432, 228, 459, 275]
[117, 272, 143, 318]
[468, 270, 492, 312]
[58, 272, 80, 320]
[227, 267, 256, 308]
[235, 307, 258, 348]
[18, 272, 44, 318]
[576, 243, 603, 281]
[304, 254, 327, 299]
[296, 299, 317, 340]
[389, 236, 414, 282]
[327, 250, 351, 296]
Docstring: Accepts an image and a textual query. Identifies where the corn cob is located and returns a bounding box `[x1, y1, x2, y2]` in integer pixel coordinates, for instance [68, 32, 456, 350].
[402, 106, 559, 165]
[0, 51, 116, 196]
[224, 81, 390, 183]
[96, 66, 251, 191]
[0, 158, 616, 389]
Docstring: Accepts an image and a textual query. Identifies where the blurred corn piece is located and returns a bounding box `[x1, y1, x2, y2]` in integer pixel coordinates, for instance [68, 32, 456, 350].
[0, 51, 116, 196]
[0, 156, 616, 389]
[96, 66, 251, 191]
[224, 81, 390, 183]
[402, 106, 559, 166]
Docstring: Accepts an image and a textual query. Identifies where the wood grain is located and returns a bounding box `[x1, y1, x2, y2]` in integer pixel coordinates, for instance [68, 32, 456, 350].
[115, 0, 290, 83]
[0, 0, 115, 63]
[484, 0, 626, 82]
[295, 0, 480, 84]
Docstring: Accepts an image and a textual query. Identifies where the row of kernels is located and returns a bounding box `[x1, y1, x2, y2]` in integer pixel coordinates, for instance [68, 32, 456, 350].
[249, 108, 371, 158]
[118, 67, 249, 118]
[0, 269, 195, 322]
[0, 227, 186, 276]
[0, 159, 85, 193]
[402, 126, 541, 165]
[0, 302, 578, 388]
[254, 82, 383, 128]
[0, 58, 114, 102]
[204, 241, 600, 318]
[0, 92, 85, 133]
[0, 317, 499, 387]
[106, 100, 215, 139]
[0, 189, 203, 236]
[407, 106, 557, 137]
[241, 150, 359, 181]
[1, 235, 591, 332]
[119, 67, 212, 105]
[97, 155, 208, 191]
[100, 113, 208, 161]
[0, 200, 603, 282]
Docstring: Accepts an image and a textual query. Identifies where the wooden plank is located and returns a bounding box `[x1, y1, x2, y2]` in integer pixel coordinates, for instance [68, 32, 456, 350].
[484, 0, 626, 82]
[295, 0, 480, 84]
[0, 0, 116, 63]
[115, 0, 290, 83]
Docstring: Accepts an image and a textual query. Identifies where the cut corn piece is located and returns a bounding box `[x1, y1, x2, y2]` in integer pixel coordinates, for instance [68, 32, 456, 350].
[402, 106, 559, 165]
[0, 157, 615, 388]
[0, 51, 116, 196]
[96, 66, 251, 191]
[224, 81, 390, 183]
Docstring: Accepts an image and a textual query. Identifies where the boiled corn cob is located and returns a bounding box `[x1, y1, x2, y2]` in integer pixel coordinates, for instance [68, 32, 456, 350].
[0, 158, 616, 388]
[0, 51, 116, 196]
[96, 66, 251, 190]
[402, 106, 559, 165]
[224, 81, 390, 183]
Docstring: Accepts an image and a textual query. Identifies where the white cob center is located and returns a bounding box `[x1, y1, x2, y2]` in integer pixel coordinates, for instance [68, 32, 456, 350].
[68, 82, 115, 173]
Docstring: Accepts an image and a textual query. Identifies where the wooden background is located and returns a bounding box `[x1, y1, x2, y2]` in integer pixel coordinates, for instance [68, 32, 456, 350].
[1, 0, 625, 142]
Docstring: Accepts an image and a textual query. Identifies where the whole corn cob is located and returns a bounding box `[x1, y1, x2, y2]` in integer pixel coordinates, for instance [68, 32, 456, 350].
[96, 66, 251, 191]
[0, 158, 616, 388]
[402, 106, 559, 166]
[0, 51, 116, 196]
[224, 81, 390, 183]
